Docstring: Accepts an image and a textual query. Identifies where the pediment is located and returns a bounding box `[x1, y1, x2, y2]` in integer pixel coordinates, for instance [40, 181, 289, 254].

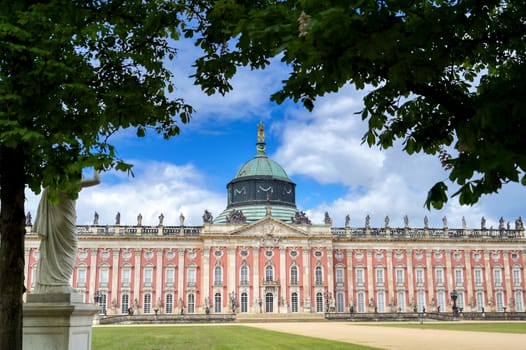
[229, 217, 307, 239]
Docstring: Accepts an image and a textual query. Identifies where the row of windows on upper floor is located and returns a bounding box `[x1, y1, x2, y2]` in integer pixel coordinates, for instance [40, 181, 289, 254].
[32, 263, 523, 290]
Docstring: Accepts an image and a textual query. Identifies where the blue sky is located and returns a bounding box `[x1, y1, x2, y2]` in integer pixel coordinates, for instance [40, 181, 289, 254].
[25, 39, 526, 229]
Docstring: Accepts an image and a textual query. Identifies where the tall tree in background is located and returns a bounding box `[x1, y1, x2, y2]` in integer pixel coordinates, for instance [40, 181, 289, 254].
[192, 0, 526, 209]
[0, 1, 194, 348]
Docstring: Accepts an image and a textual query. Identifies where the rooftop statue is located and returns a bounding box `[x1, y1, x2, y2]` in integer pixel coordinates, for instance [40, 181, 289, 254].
[34, 171, 101, 294]
[115, 212, 121, 225]
[424, 215, 429, 229]
[257, 121, 265, 142]
[499, 216, 505, 230]
[26, 211, 32, 226]
[384, 215, 390, 228]
[93, 211, 99, 225]
[179, 213, 185, 226]
[365, 214, 370, 228]
[345, 214, 350, 228]
[137, 213, 142, 226]
[324, 212, 332, 225]
[227, 209, 246, 224]
[202, 210, 213, 224]
[403, 215, 409, 227]
[462, 216, 467, 229]
[442, 216, 448, 228]
[481, 216, 486, 230]
[159, 213, 164, 226]
[292, 211, 311, 225]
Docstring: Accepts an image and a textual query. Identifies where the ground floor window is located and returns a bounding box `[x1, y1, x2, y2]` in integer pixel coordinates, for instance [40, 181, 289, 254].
[515, 291, 524, 312]
[291, 292, 298, 312]
[397, 291, 405, 312]
[336, 292, 345, 313]
[97, 293, 107, 315]
[187, 293, 195, 313]
[266, 292, 273, 313]
[476, 291, 485, 312]
[241, 293, 248, 313]
[377, 292, 385, 313]
[496, 292, 504, 312]
[214, 293, 222, 313]
[437, 291, 446, 312]
[457, 291, 464, 310]
[417, 291, 426, 312]
[121, 294, 129, 314]
[165, 293, 173, 314]
[357, 292, 365, 313]
[143, 293, 151, 314]
[316, 292, 323, 313]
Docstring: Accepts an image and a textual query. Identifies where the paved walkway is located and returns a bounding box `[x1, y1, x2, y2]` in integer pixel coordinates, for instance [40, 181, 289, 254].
[245, 322, 526, 350]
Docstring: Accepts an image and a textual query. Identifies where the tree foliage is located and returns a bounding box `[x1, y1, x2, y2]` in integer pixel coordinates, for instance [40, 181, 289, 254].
[0, 1, 194, 348]
[192, 0, 526, 208]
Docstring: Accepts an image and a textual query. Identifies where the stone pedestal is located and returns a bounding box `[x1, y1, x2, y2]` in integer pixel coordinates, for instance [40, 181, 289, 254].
[23, 293, 99, 350]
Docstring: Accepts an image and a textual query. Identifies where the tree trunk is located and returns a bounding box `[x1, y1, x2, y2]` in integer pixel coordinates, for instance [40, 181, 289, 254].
[0, 145, 26, 350]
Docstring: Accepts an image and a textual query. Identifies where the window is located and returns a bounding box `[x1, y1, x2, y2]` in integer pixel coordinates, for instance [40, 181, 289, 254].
[377, 292, 385, 313]
[455, 268, 463, 286]
[265, 265, 274, 282]
[77, 267, 87, 287]
[240, 265, 249, 285]
[188, 267, 196, 286]
[187, 294, 195, 313]
[144, 267, 153, 286]
[99, 267, 109, 287]
[397, 291, 405, 312]
[356, 268, 364, 285]
[474, 269, 483, 285]
[396, 269, 404, 285]
[315, 266, 323, 285]
[376, 268, 384, 285]
[435, 268, 444, 285]
[457, 291, 464, 310]
[290, 266, 298, 285]
[266, 293, 274, 313]
[476, 291, 484, 312]
[357, 292, 365, 313]
[121, 294, 129, 314]
[437, 291, 446, 312]
[165, 268, 175, 285]
[493, 269, 502, 286]
[336, 292, 345, 313]
[291, 292, 299, 313]
[165, 294, 173, 314]
[513, 269, 522, 286]
[496, 292, 504, 312]
[515, 291, 524, 312]
[417, 291, 426, 312]
[316, 292, 323, 313]
[122, 268, 131, 286]
[214, 266, 222, 285]
[416, 269, 424, 285]
[214, 293, 222, 313]
[97, 293, 107, 315]
[31, 266, 37, 288]
[143, 293, 151, 314]
[241, 293, 248, 313]
[335, 268, 344, 285]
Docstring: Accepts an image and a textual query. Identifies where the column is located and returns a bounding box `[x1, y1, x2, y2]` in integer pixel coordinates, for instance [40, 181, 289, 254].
[111, 248, 120, 313]
[227, 247, 236, 296]
[24, 248, 31, 296]
[425, 251, 434, 306]
[202, 247, 210, 309]
[177, 248, 185, 301]
[503, 250, 512, 310]
[366, 249, 374, 307]
[464, 249, 473, 310]
[155, 248, 163, 310]
[253, 245, 260, 312]
[279, 247, 286, 312]
[88, 248, 98, 303]
[346, 249, 353, 308]
[386, 249, 394, 309]
[133, 248, 141, 313]
[445, 250, 453, 289]
[302, 248, 311, 310]
[326, 248, 333, 298]
[484, 251, 494, 310]
[406, 250, 414, 309]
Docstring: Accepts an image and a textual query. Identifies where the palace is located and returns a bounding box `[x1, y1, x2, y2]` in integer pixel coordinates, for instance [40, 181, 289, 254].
[24, 124, 526, 316]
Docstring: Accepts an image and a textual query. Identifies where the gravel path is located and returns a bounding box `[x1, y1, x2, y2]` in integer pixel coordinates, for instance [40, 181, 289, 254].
[244, 322, 526, 350]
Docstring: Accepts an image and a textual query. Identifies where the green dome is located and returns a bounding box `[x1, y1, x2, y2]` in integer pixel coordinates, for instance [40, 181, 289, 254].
[235, 152, 291, 181]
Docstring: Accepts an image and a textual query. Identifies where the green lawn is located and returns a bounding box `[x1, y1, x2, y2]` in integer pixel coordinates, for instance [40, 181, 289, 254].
[92, 325, 379, 350]
[368, 322, 526, 334]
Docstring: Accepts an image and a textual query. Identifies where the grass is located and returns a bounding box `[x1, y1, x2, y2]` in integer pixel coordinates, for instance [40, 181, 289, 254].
[92, 325, 379, 350]
[368, 322, 526, 334]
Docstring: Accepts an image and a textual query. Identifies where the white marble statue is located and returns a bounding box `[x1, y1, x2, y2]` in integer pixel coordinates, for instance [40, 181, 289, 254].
[34, 171, 101, 294]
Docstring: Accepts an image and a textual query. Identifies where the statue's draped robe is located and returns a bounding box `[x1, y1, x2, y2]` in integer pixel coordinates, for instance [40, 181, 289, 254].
[34, 189, 77, 293]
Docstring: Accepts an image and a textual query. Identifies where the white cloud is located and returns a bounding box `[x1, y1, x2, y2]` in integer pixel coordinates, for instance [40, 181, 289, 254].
[25, 161, 225, 227]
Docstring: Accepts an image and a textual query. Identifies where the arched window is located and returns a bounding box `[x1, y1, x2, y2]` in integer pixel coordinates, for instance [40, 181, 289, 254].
[316, 292, 323, 312]
[187, 294, 195, 313]
[315, 266, 323, 285]
[165, 294, 173, 314]
[291, 292, 298, 312]
[143, 293, 151, 314]
[241, 292, 248, 313]
[121, 294, 129, 314]
[214, 266, 222, 284]
[265, 265, 273, 282]
[214, 293, 222, 313]
[240, 265, 249, 285]
[290, 266, 298, 285]
[265, 292, 273, 313]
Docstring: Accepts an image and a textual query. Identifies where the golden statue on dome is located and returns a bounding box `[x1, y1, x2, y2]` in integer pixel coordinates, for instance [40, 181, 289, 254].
[257, 122, 265, 142]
